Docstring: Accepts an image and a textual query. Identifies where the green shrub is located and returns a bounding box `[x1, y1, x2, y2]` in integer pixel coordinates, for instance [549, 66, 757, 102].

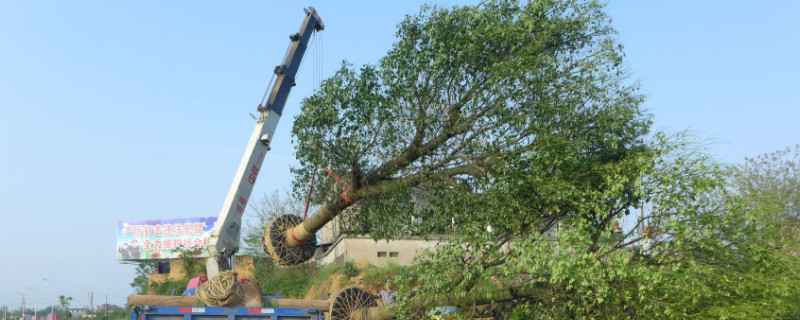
[150, 278, 189, 296]
[342, 261, 360, 279]
[252, 257, 318, 298]
[362, 262, 408, 288]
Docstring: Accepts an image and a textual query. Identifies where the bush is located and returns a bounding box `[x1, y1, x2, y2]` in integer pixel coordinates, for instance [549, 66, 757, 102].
[362, 262, 407, 288]
[252, 257, 318, 298]
[150, 278, 189, 296]
[342, 261, 360, 279]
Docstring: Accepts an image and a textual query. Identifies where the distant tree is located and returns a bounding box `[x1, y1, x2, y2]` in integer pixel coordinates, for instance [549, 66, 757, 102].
[729, 144, 800, 252]
[58, 296, 72, 320]
[92, 305, 127, 320]
[130, 262, 156, 295]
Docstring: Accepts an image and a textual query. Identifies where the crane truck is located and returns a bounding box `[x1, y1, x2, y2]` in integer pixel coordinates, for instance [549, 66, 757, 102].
[130, 7, 329, 320]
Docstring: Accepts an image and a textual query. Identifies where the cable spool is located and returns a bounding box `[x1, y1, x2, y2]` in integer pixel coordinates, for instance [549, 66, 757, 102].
[329, 287, 378, 320]
[263, 214, 317, 265]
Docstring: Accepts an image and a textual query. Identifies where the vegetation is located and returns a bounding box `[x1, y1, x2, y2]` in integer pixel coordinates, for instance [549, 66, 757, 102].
[92, 305, 128, 320]
[361, 262, 408, 289]
[251, 258, 318, 298]
[728, 144, 800, 253]
[129, 247, 205, 296]
[58, 295, 72, 320]
[148, 247, 206, 296]
[130, 262, 156, 295]
[115, 0, 800, 317]
[285, 0, 800, 318]
[342, 261, 360, 279]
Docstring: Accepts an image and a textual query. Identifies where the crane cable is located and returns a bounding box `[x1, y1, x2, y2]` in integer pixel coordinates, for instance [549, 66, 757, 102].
[301, 30, 324, 221]
[302, 166, 355, 221]
[314, 30, 323, 92]
[302, 170, 316, 221]
[325, 167, 354, 204]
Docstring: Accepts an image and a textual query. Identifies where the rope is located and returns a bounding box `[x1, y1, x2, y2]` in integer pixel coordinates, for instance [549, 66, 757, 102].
[263, 214, 317, 265]
[303, 170, 316, 221]
[324, 167, 354, 204]
[196, 270, 244, 307]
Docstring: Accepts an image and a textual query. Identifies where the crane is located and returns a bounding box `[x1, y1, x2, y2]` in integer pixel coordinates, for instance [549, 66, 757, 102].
[206, 6, 324, 279]
[129, 8, 395, 320]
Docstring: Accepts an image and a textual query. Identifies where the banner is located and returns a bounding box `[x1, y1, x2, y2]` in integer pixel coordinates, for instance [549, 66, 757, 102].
[117, 217, 217, 260]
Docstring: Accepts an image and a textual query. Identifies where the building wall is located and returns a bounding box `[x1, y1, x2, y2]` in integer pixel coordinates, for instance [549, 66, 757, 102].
[316, 236, 445, 267]
[316, 198, 448, 266]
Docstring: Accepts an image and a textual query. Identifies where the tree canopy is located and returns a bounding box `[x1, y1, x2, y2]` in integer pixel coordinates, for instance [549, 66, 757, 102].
[729, 144, 800, 253]
[288, 0, 800, 318]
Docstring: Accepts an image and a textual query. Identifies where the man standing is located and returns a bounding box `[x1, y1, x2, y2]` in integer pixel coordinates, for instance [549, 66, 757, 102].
[376, 280, 396, 305]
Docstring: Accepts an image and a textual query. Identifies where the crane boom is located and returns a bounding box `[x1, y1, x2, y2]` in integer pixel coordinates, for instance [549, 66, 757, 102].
[206, 7, 324, 278]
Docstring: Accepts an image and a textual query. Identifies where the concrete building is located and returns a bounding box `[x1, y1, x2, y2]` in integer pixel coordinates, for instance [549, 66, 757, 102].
[314, 203, 447, 266]
[67, 309, 90, 318]
[315, 234, 446, 267]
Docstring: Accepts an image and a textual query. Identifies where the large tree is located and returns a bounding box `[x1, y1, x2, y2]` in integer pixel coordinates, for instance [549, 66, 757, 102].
[293, 0, 646, 239]
[288, 0, 800, 318]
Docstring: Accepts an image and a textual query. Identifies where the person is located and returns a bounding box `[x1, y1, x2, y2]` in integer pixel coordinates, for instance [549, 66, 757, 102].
[375, 280, 396, 305]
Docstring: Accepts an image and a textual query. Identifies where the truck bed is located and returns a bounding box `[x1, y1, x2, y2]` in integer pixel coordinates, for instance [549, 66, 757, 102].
[131, 305, 325, 320]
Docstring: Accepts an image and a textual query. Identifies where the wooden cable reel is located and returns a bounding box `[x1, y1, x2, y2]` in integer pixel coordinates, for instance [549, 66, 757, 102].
[330, 287, 378, 320]
[263, 214, 317, 265]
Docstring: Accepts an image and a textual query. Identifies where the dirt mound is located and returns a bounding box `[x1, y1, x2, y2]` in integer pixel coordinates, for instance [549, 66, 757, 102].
[304, 260, 388, 301]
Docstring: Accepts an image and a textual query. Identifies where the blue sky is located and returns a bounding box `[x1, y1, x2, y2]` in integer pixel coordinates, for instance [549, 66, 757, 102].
[1, 1, 798, 308]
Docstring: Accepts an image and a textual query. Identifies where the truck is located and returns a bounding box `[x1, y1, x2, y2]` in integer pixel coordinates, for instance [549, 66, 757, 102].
[130, 6, 328, 320]
[131, 306, 325, 320]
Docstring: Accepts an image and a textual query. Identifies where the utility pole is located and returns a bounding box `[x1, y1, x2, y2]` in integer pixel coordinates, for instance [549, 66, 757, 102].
[42, 279, 54, 320]
[103, 296, 107, 320]
[87, 293, 93, 320]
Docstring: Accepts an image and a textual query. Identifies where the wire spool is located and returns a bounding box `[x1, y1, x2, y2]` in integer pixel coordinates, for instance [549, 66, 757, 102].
[196, 270, 244, 307]
[330, 287, 378, 320]
[263, 214, 317, 265]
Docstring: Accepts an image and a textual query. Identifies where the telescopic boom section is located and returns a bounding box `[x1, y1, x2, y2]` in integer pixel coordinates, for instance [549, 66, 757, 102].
[206, 7, 324, 278]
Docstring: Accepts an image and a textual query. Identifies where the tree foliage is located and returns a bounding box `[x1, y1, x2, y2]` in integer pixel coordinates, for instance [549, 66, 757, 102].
[289, 0, 800, 318]
[58, 295, 72, 320]
[93, 305, 128, 320]
[729, 144, 800, 252]
[130, 262, 156, 295]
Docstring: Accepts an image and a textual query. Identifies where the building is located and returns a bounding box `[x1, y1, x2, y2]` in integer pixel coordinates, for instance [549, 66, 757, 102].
[93, 304, 120, 313]
[66, 309, 90, 318]
[314, 201, 447, 266]
[315, 233, 446, 267]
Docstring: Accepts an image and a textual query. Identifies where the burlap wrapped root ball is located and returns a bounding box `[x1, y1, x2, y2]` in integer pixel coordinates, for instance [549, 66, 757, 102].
[197, 270, 245, 307]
